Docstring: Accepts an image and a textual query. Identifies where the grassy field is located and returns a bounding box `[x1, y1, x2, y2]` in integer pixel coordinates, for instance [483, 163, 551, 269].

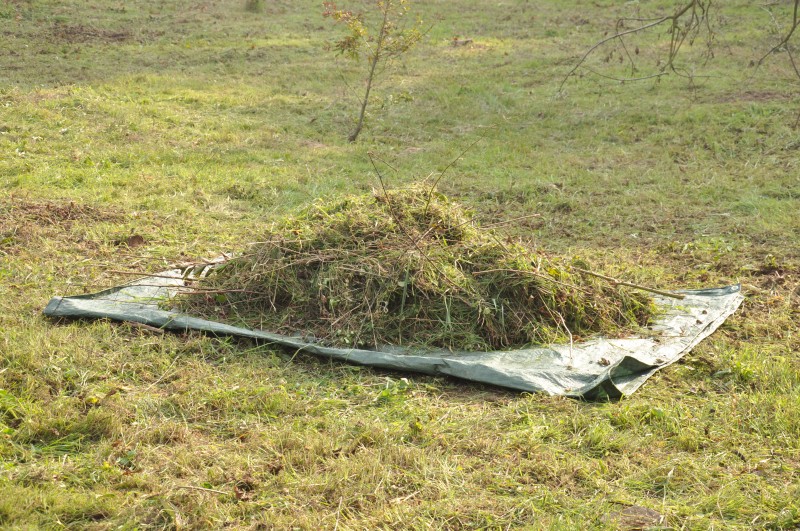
[1, 0, 799, 528]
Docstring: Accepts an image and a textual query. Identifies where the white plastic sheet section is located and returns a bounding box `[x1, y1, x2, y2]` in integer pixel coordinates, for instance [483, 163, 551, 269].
[43, 270, 743, 399]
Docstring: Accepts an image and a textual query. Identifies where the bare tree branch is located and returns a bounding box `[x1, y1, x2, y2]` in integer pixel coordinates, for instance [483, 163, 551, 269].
[560, 0, 708, 91]
[562, 0, 800, 128]
[756, 0, 800, 68]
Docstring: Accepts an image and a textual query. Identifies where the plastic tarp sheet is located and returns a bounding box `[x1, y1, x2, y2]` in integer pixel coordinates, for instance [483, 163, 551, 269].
[43, 269, 743, 399]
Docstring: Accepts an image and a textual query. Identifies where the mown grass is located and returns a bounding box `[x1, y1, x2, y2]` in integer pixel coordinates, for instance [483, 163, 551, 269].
[1, 0, 798, 528]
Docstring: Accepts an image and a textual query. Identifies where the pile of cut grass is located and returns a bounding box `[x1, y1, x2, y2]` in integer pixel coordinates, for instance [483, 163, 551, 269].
[180, 187, 656, 350]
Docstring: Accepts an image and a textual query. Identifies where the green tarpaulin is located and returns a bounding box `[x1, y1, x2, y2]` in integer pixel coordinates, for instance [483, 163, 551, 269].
[44, 268, 743, 399]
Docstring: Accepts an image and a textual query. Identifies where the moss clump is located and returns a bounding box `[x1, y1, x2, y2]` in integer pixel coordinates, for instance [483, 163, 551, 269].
[180, 187, 656, 351]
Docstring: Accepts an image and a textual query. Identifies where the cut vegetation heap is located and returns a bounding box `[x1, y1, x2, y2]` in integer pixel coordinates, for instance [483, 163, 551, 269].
[180, 187, 657, 351]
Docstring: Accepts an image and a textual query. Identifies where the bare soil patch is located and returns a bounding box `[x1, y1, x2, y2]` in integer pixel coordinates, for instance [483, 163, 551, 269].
[0, 198, 121, 255]
[1, 198, 119, 227]
[49, 23, 132, 44]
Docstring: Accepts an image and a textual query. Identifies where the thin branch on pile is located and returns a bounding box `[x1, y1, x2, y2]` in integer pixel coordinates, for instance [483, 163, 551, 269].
[174, 287, 256, 295]
[108, 270, 190, 280]
[368, 152, 468, 297]
[423, 133, 488, 217]
[572, 267, 685, 300]
[473, 268, 591, 295]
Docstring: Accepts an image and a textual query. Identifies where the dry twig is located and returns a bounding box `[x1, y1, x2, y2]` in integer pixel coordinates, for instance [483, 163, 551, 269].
[573, 268, 685, 300]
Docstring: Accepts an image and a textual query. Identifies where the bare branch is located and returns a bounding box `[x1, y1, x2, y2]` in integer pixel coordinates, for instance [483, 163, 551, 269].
[559, 13, 678, 91]
[560, 0, 713, 91]
[580, 67, 669, 84]
[756, 0, 800, 68]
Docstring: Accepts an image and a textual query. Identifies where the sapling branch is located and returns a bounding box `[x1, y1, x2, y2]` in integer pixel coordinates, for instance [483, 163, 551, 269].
[324, 0, 424, 142]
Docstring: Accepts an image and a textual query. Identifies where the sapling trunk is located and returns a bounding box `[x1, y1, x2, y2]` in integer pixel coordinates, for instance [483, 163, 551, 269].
[348, 8, 389, 143]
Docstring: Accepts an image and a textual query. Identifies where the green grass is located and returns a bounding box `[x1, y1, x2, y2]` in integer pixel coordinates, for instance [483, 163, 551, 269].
[1, 0, 799, 528]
